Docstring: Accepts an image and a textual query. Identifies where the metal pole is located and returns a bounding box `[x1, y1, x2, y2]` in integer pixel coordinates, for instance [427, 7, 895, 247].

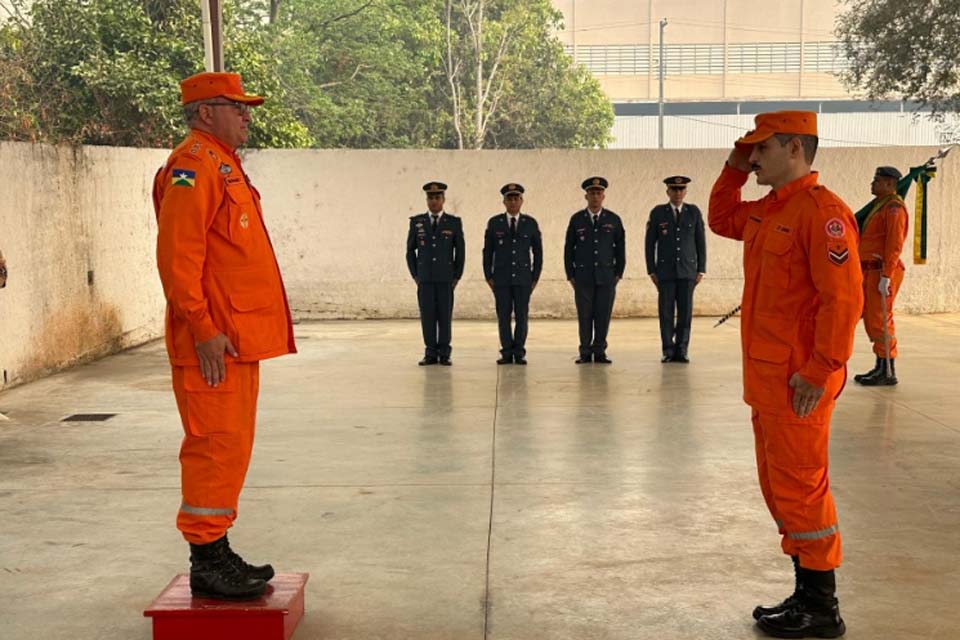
[658, 18, 667, 149]
[571, 0, 577, 64]
[200, 0, 224, 72]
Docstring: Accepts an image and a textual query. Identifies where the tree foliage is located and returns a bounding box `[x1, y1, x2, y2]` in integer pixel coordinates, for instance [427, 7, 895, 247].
[836, 0, 960, 117]
[0, 0, 613, 149]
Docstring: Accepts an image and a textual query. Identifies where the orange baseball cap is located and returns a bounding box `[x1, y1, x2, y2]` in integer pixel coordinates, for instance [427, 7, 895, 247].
[180, 72, 264, 106]
[736, 110, 818, 146]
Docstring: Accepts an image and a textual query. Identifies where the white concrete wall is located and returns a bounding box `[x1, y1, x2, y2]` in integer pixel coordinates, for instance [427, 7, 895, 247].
[2, 142, 958, 389]
[248, 146, 960, 320]
[0, 143, 168, 390]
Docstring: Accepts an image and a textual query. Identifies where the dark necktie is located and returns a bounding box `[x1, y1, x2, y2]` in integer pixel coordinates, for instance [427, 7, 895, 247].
[431, 214, 439, 233]
[592, 214, 599, 230]
[510, 216, 517, 236]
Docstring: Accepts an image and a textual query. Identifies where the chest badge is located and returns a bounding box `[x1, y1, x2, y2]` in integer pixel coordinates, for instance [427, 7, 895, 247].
[219, 163, 233, 175]
[240, 212, 250, 229]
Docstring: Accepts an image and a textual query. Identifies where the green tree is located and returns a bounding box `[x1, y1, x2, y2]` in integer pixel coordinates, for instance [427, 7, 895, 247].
[440, 0, 612, 149]
[0, 0, 310, 147]
[0, 0, 613, 149]
[836, 0, 960, 119]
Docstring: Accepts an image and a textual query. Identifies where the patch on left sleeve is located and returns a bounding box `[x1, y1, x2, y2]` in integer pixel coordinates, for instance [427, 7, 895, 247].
[824, 218, 845, 238]
[827, 240, 849, 266]
[171, 168, 196, 187]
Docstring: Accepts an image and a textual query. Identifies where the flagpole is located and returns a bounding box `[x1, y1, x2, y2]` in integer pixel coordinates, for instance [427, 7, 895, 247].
[200, 0, 224, 72]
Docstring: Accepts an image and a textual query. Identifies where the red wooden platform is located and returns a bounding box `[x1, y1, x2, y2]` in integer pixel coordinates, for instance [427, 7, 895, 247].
[144, 572, 309, 640]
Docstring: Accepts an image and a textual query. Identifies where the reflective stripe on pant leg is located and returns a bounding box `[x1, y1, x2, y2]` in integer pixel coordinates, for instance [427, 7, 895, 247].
[758, 410, 842, 571]
[172, 362, 259, 545]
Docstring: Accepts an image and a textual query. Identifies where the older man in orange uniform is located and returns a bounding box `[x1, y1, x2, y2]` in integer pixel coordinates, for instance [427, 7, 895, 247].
[709, 111, 862, 638]
[854, 166, 908, 386]
[154, 72, 296, 600]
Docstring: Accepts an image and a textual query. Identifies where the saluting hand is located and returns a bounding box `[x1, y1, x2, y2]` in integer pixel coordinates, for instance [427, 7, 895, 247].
[727, 144, 753, 173]
[789, 372, 824, 418]
[195, 332, 239, 387]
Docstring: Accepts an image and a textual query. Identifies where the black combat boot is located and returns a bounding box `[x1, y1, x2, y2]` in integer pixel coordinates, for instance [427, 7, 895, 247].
[189, 536, 267, 601]
[757, 567, 846, 638]
[853, 356, 882, 383]
[859, 358, 897, 386]
[753, 555, 803, 620]
[222, 533, 275, 582]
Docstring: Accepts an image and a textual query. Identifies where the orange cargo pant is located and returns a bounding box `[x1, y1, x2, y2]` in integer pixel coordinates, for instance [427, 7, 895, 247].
[171, 362, 260, 544]
[752, 409, 841, 571]
[861, 266, 904, 358]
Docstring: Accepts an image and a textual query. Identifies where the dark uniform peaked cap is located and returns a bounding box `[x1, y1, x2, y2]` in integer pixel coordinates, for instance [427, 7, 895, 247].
[874, 166, 902, 180]
[664, 176, 692, 186]
[581, 176, 609, 191]
[500, 183, 525, 196]
[422, 181, 448, 194]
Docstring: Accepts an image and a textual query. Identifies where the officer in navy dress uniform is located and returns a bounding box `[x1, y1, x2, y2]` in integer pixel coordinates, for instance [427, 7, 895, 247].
[406, 182, 465, 366]
[644, 176, 706, 363]
[564, 177, 626, 364]
[482, 183, 544, 365]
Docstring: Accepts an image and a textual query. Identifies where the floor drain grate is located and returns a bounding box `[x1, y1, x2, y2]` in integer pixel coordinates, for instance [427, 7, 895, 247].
[62, 413, 117, 422]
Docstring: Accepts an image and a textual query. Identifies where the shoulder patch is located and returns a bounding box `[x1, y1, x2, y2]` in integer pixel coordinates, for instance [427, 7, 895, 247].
[170, 168, 196, 188]
[827, 241, 849, 266]
[824, 218, 845, 239]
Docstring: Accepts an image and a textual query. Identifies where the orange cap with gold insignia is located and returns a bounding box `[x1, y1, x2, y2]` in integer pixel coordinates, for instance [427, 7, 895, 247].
[736, 110, 818, 147]
[180, 72, 264, 106]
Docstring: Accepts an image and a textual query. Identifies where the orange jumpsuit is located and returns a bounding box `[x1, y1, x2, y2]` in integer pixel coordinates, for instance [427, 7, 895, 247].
[709, 165, 863, 571]
[154, 129, 296, 544]
[858, 195, 908, 358]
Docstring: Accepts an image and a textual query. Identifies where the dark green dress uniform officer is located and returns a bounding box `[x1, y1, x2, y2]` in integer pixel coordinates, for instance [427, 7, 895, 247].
[406, 182, 465, 366]
[645, 176, 707, 363]
[564, 177, 626, 364]
[482, 183, 544, 365]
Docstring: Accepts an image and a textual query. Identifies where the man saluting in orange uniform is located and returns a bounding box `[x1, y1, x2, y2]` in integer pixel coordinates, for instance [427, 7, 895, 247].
[154, 72, 296, 600]
[709, 111, 862, 638]
[854, 166, 908, 386]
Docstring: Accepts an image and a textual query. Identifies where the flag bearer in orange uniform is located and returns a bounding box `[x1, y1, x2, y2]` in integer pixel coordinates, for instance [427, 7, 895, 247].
[154, 72, 296, 600]
[854, 166, 908, 386]
[709, 111, 862, 638]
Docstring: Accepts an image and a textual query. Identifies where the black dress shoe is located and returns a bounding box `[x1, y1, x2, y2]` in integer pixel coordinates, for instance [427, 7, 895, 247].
[673, 353, 689, 363]
[419, 357, 438, 366]
[497, 356, 513, 365]
[757, 601, 846, 638]
[438, 357, 452, 366]
[661, 354, 673, 363]
[514, 357, 527, 365]
[575, 354, 592, 364]
[594, 354, 612, 364]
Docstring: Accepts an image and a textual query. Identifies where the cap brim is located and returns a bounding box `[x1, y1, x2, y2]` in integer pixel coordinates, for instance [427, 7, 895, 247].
[736, 128, 774, 146]
[503, 190, 523, 196]
[225, 93, 265, 106]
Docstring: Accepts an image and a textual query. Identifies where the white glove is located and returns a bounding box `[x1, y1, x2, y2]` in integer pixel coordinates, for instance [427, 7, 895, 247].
[878, 276, 892, 295]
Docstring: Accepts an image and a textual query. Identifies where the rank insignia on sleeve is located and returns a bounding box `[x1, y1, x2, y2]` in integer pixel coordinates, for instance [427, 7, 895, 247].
[827, 242, 849, 266]
[171, 168, 196, 187]
[825, 218, 845, 238]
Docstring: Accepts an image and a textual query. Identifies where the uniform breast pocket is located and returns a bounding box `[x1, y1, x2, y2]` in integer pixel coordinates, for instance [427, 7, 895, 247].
[225, 182, 256, 243]
[761, 232, 794, 288]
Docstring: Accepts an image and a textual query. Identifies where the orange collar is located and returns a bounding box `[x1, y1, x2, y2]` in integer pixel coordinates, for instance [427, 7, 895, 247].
[770, 171, 819, 202]
[190, 129, 241, 165]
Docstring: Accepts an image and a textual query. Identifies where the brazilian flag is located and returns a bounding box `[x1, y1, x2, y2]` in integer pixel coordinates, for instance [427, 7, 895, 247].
[171, 168, 196, 188]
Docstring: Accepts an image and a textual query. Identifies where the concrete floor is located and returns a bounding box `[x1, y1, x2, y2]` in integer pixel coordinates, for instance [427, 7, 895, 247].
[0, 315, 958, 640]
